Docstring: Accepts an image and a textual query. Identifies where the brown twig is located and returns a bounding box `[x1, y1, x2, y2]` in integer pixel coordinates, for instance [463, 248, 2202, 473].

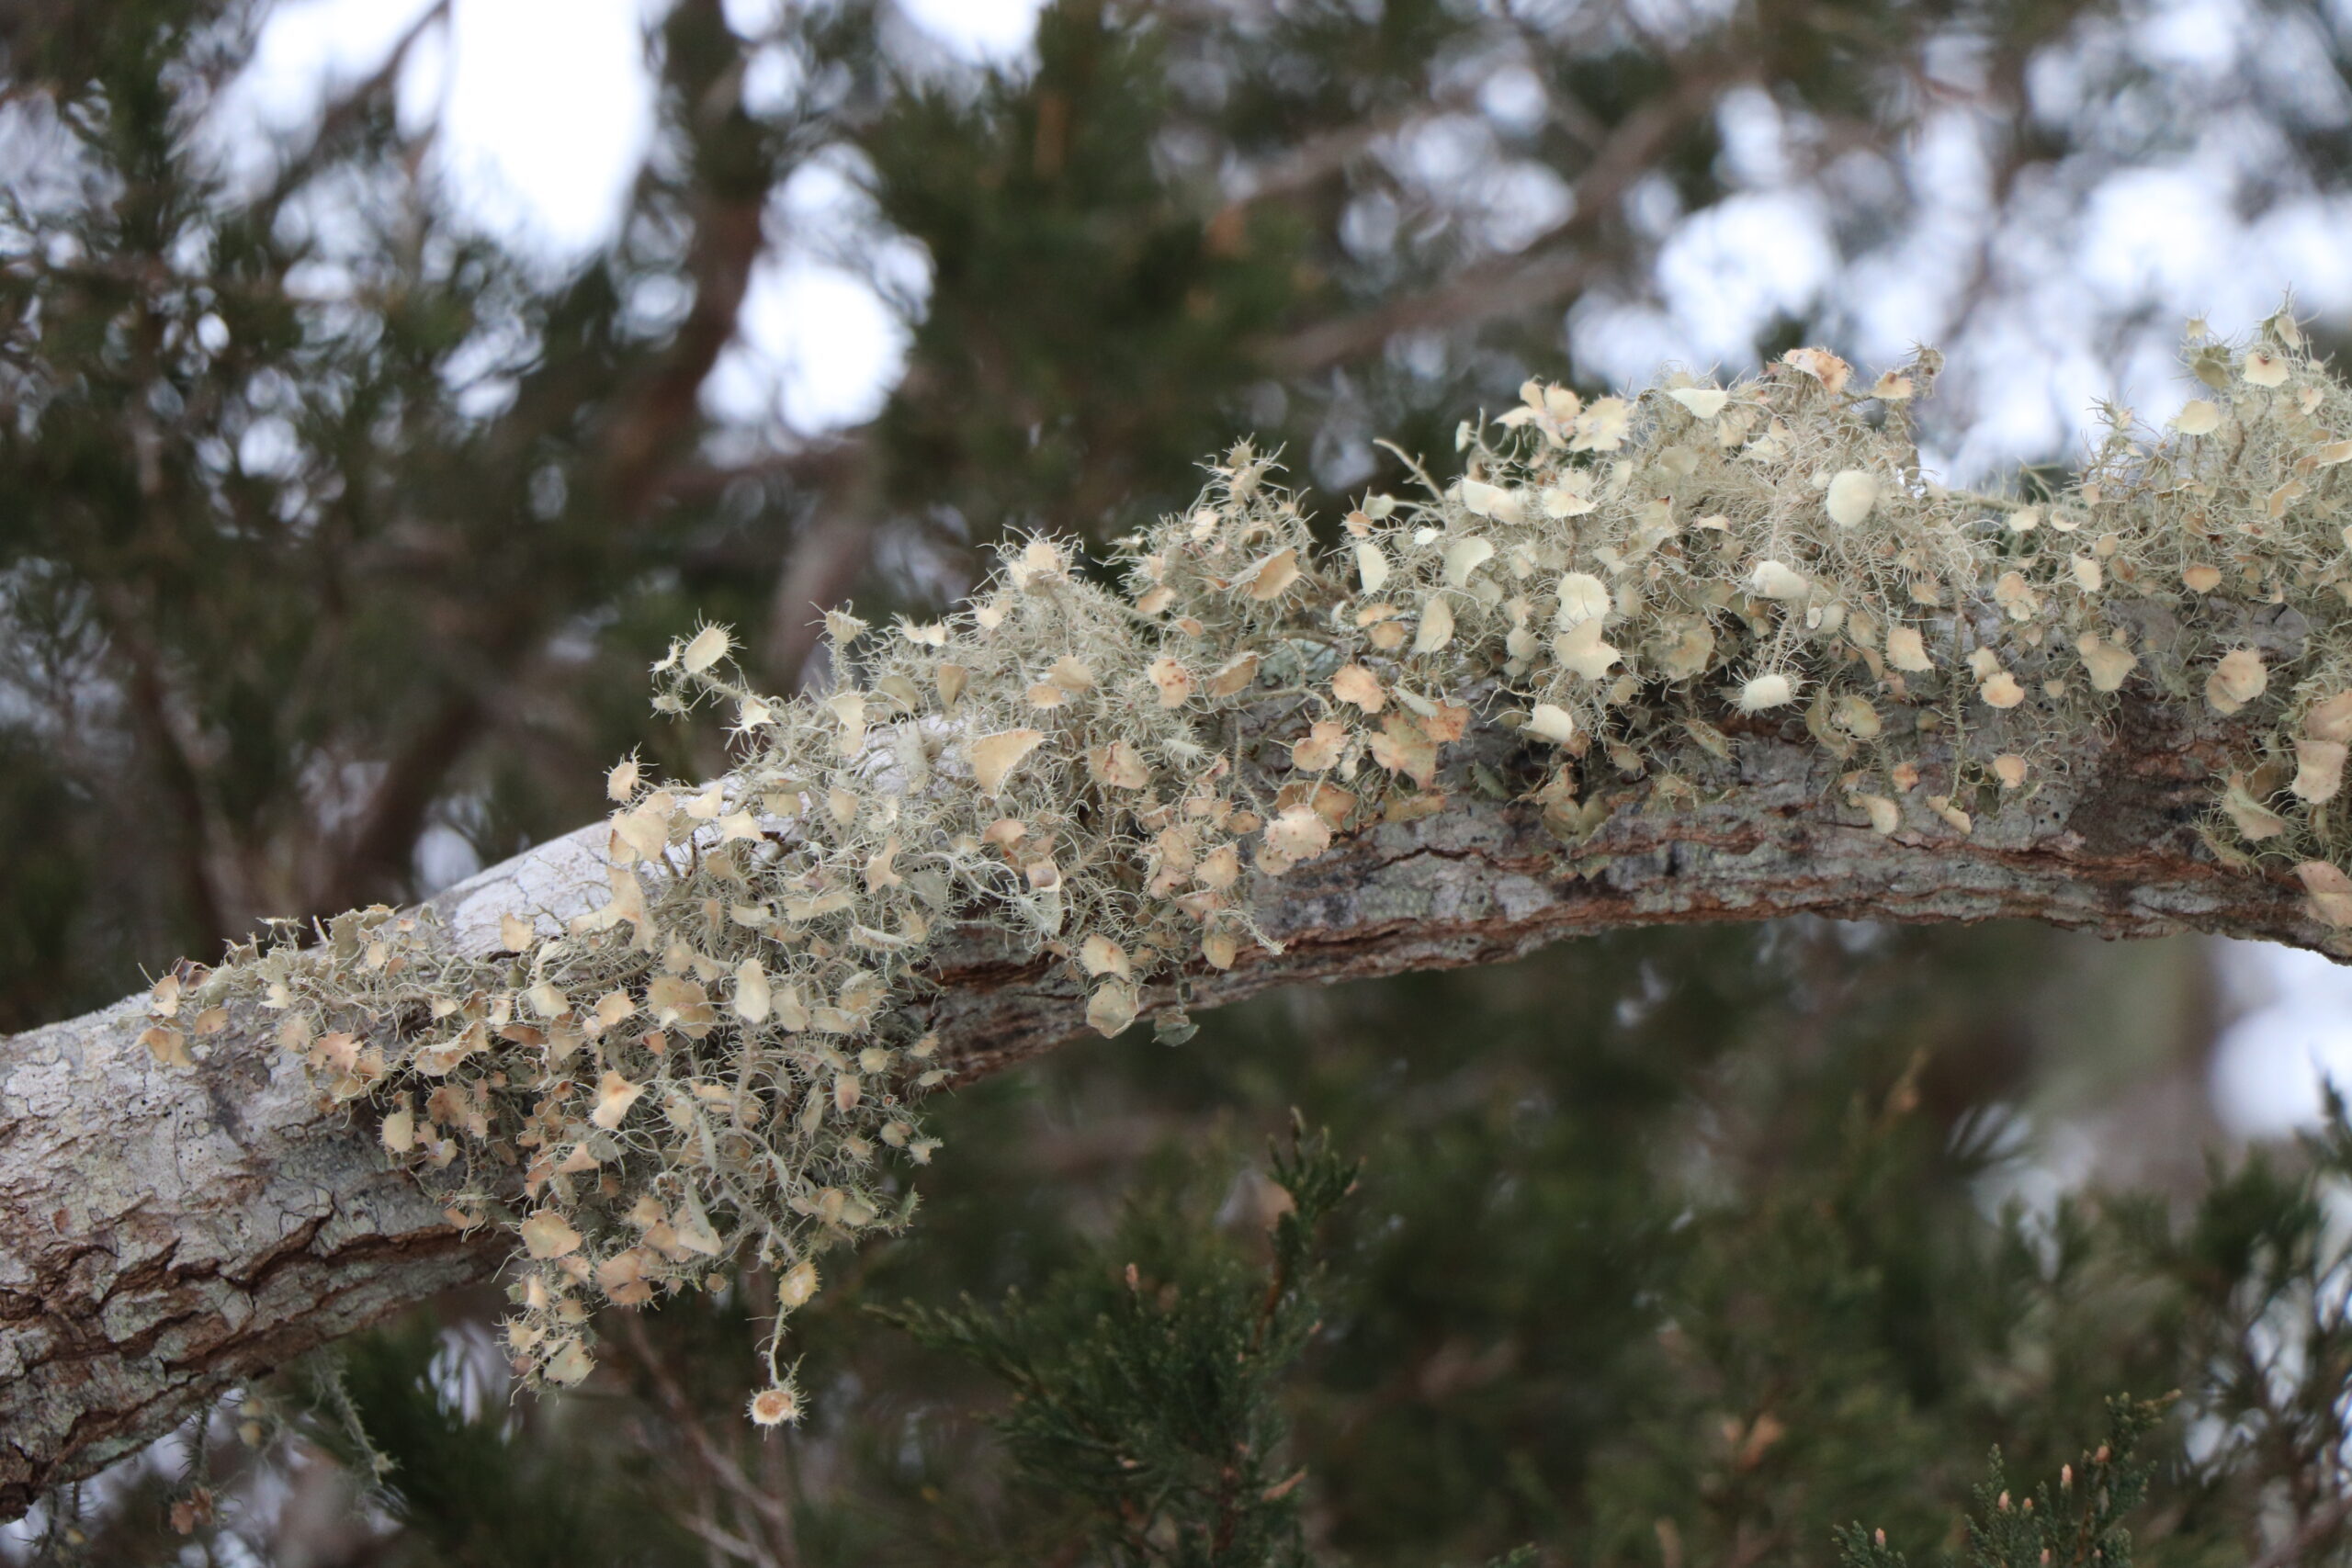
[316, 687, 486, 913]
[2247, 1492, 2352, 1568]
[315, 0, 788, 911]
[96, 586, 233, 954]
[1211, 80, 1479, 216]
[763, 513, 876, 694]
[660, 440, 865, 504]
[249, 0, 454, 223]
[1254, 59, 1751, 378]
[616, 1312, 800, 1568]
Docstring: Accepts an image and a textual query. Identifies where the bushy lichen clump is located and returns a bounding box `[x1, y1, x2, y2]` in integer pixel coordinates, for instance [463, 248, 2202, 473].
[142, 311, 2352, 1420]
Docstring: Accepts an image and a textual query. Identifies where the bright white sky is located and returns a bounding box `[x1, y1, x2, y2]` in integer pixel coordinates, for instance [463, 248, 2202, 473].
[215, 0, 2352, 1139]
[218, 0, 1044, 428]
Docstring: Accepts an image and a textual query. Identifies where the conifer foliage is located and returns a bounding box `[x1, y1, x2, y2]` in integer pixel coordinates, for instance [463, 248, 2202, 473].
[875, 1117, 1359, 1568]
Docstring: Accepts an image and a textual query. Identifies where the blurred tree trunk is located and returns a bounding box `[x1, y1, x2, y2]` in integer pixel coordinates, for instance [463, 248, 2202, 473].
[1, 684, 2341, 1521]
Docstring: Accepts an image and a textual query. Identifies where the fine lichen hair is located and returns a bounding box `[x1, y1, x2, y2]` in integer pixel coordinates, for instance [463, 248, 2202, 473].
[143, 309, 2352, 1422]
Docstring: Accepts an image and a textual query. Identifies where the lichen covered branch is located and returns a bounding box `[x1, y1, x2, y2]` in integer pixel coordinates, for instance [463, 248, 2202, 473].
[7, 315, 2352, 1519]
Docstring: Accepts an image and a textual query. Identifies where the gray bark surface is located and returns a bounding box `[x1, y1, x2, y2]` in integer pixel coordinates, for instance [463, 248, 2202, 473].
[1, 694, 2341, 1519]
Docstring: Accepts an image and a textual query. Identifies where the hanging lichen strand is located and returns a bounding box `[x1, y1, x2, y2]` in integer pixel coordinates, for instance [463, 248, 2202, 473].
[142, 312, 2352, 1424]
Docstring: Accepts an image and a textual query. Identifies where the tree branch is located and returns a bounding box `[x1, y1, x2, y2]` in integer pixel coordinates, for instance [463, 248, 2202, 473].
[1, 679, 2341, 1521]
[2247, 1491, 2352, 1568]
[762, 512, 876, 694]
[659, 439, 865, 506]
[594, 0, 774, 524]
[94, 587, 233, 956]
[311, 0, 783, 913]
[312, 687, 487, 915]
[1254, 62, 1747, 378]
[243, 0, 454, 228]
[615, 1311, 800, 1568]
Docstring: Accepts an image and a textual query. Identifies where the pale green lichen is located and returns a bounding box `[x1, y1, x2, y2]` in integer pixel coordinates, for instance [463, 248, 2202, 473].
[141, 309, 2352, 1419]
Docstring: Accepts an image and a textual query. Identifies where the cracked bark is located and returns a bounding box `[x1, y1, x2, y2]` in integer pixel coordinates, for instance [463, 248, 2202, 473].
[1, 690, 2343, 1520]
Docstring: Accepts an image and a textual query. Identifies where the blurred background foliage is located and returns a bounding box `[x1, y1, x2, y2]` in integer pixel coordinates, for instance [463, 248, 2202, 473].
[6, 0, 2352, 1562]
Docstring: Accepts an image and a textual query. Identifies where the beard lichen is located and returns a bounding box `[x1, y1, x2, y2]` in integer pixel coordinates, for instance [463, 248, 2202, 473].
[141, 310, 2352, 1421]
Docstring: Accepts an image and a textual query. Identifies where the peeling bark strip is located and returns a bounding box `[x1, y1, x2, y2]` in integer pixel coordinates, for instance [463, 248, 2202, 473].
[0, 690, 2335, 1519]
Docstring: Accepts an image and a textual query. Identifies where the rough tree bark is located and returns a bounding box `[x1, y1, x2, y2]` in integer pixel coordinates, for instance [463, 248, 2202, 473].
[1, 688, 2342, 1520]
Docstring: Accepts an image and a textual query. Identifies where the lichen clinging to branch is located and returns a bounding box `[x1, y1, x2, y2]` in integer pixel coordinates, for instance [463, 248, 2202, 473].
[144, 306, 2352, 1423]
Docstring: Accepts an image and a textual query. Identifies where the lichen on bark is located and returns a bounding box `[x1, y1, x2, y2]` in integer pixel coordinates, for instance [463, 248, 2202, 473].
[117, 310, 2352, 1438]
